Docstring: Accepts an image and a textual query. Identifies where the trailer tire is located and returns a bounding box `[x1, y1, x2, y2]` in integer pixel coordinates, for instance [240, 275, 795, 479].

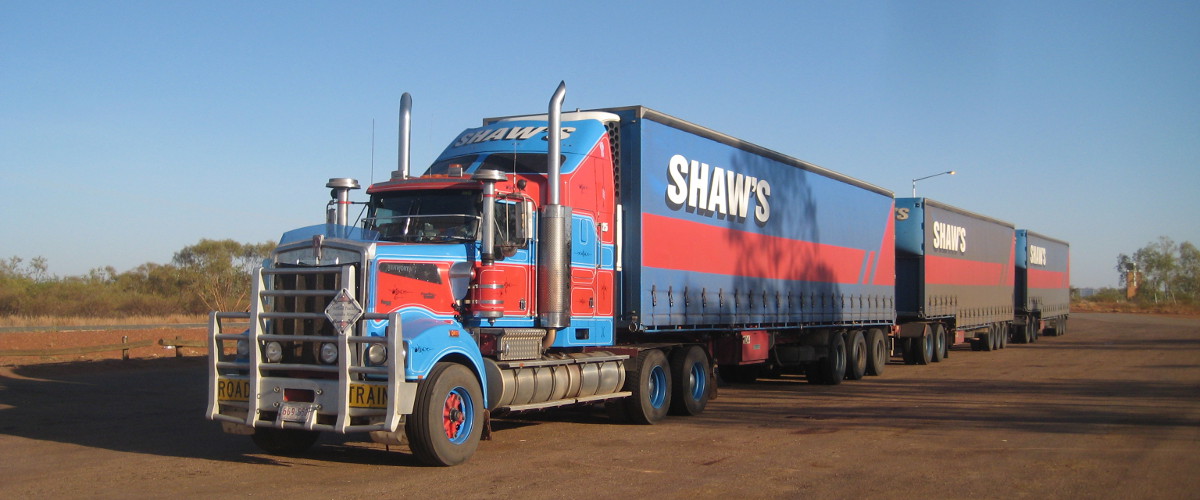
[1011, 323, 1028, 344]
[405, 362, 484, 466]
[914, 329, 933, 365]
[624, 349, 671, 424]
[669, 345, 711, 416]
[931, 325, 946, 362]
[251, 428, 319, 455]
[865, 329, 887, 376]
[845, 331, 867, 380]
[809, 332, 846, 385]
[999, 323, 1009, 348]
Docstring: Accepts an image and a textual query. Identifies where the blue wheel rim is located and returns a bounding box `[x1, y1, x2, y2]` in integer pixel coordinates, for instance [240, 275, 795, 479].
[443, 386, 474, 445]
[689, 361, 707, 401]
[648, 365, 667, 409]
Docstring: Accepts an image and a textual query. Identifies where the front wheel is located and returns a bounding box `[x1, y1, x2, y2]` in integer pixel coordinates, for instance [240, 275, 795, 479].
[405, 362, 484, 466]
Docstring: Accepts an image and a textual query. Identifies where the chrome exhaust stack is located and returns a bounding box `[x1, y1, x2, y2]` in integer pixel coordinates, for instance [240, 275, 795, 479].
[392, 92, 412, 180]
[538, 82, 572, 339]
[326, 177, 361, 227]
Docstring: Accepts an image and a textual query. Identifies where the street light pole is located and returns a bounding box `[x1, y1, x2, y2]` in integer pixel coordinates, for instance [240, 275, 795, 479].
[912, 170, 956, 197]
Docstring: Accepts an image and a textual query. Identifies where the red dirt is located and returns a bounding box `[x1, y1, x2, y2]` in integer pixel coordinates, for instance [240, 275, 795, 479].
[0, 327, 208, 367]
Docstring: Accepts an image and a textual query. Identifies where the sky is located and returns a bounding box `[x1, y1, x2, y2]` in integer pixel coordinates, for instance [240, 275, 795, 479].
[1, 1, 1197, 289]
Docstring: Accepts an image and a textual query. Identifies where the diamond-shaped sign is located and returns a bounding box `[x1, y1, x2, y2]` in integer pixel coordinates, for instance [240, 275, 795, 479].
[325, 288, 364, 335]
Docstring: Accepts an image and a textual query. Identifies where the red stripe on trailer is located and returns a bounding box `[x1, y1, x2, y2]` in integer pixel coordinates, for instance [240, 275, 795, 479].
[872, 202, 896, 286]
[641, 213, 868, 284]
[1028, 268, 1069, 289]
[924, 254, 1009, 287]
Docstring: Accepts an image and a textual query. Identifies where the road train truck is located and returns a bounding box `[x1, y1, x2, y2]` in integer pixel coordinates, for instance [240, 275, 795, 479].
[206, 83, 898, 465]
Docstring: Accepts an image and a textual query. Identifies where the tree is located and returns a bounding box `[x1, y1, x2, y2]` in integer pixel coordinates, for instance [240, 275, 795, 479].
[172, 239, 276, 312]
[1117, 237, 1200, 304]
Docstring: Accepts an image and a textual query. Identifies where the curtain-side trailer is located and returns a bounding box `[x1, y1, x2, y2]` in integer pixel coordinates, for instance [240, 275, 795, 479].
[1014, 229, 1071, 341]
[894, 197, 1016, 360]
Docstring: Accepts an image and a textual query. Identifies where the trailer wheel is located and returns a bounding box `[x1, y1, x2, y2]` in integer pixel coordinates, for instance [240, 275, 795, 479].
[936, 323, 950, 359]
[1011, 322, 1028, 344]
[669, 346, 710, 416]
[845, 331, 867, 380]
[999, 323, 1009, 348]
[865, 328, 887, 376]
[405, 362, 483, 466]
[931, 325, 946, 362]
[1027, 320, 1038, 344]
[914, 329, 933, 365]
[809, 332, 846, 385]
[624, 349, 671, 424]
[251, 428, 319, 455]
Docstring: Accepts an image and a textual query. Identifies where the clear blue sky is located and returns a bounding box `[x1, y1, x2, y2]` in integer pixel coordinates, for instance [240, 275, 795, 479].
[2, 1, 1197, 288]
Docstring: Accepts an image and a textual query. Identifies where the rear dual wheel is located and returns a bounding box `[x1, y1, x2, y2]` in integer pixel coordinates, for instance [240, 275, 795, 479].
[904, 327, 934, 365]
[622, 349, 672, 424]
[865, 328, 887, 376]
[809, 332, 846, 385]
[669, 346, 710, 416]
[931, 324, 947, 362]
[845, 330, 867, 380]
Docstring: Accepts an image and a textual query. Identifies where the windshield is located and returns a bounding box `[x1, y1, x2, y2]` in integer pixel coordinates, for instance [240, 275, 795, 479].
[365, 189, 481, 243]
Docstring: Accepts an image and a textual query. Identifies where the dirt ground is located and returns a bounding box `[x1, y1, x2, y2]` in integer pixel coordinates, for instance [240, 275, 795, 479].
[0, 326, 209, 366]
[1, 313, 1197, 499]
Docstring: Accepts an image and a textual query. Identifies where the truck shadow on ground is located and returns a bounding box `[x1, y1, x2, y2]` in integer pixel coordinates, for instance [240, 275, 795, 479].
[0, 357, 426, 467]
[2, 328, 1197, 466]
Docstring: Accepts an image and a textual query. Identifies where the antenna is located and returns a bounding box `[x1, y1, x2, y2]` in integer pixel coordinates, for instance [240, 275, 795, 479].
[370, 119, 375, 185]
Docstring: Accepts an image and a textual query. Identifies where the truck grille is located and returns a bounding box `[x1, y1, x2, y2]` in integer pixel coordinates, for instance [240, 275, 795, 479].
[262, 265, 356, 365]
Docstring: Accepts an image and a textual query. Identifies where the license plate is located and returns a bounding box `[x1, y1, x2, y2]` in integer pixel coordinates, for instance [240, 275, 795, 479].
[349, 383, 387, 408]
[217, 378, 250, 401]
[279, 402, 314, 423]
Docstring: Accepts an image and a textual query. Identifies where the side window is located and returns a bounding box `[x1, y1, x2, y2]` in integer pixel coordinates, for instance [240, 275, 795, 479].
[495, 199, 532, 258]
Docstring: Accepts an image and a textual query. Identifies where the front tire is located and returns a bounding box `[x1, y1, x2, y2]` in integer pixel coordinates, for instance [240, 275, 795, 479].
[406, 362, 484, 466]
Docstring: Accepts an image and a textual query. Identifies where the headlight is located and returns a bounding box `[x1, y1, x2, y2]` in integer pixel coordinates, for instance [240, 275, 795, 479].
[367, 344, 388, 365]
[265, 341, 284, 363]
[319, 342, 338, 365]
[236, 339, 249, 358]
